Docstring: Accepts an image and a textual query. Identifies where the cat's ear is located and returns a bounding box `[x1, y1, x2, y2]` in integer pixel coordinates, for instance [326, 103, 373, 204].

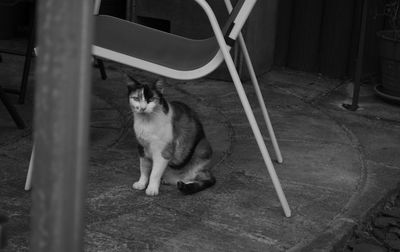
[125, 74, 140, 94]
[155, 78, 166, 94]
[125, 74, 140, 87]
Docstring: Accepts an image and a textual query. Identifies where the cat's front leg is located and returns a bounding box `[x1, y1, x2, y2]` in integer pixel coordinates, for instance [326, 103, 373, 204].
[146, 154, 169, 196]
[133, 157, 152, 190]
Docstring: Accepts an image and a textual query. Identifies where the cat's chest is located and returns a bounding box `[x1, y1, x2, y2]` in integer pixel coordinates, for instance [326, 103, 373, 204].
[134, 113, 172, 145]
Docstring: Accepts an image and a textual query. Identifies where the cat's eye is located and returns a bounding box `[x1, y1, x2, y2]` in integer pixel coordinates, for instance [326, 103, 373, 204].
[130, 96, 140, 101]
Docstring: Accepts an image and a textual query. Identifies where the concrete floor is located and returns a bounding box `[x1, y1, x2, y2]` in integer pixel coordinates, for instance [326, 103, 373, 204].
[1, 49, 400, 251]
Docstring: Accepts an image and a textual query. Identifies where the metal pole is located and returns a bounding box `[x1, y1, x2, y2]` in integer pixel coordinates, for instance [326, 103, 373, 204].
[195, 0, 291, 217]
[224, 0, 283, 163]
[0, 86, 25, 129]
[343, 0, 368, 111]
[18, 0, 36, 104]
[31, 0, 93, 251]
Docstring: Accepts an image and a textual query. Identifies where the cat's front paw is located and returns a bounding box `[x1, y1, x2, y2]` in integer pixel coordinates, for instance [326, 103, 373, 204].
[132, 181, 147, 190]
[145, 184, 159, 196]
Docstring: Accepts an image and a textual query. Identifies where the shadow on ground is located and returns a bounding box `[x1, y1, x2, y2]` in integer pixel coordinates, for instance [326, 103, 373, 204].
[1, 53, 400, 251]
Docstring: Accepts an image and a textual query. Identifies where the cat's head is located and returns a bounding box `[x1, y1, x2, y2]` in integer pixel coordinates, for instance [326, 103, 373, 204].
[126, 75, 168, 114]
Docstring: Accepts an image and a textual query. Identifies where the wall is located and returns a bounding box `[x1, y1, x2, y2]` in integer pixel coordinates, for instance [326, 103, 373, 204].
[99, 0, 126, 19]
[274, 0, 384, 79]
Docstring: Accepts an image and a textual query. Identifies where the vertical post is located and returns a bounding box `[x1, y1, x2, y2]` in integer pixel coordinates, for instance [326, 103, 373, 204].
[343, 0, 368, 111]
[31, 0, 93, 251]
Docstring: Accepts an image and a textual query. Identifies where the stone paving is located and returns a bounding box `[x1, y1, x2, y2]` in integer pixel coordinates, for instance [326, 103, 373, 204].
[343, 190, 400, 251]
[1, 53, 400, 251]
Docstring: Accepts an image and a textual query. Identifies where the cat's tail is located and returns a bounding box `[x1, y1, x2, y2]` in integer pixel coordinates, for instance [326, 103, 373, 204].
[177, 174, 216, 195]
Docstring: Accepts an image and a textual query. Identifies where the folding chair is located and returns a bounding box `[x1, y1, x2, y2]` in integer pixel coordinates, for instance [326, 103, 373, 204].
[26, 0, 291, 217]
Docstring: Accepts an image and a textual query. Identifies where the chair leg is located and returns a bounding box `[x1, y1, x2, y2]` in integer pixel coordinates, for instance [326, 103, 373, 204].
[18, 43, 34, 105]
[222, 0, 282, 163]
[0, 86, 25, 129]
[93, 57, 107, 80]
[225, 57, 291, 217]
[18, 1, 36, 104]
[193, 0, 290, 216]
[25, 146, 34, 191]
[236, 33, 283, 163]
[217, 39, 291, 217]
[97, 59, 107, 80]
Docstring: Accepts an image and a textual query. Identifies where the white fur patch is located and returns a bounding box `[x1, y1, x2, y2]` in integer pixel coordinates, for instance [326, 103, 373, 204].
[134, 105, 173, 158]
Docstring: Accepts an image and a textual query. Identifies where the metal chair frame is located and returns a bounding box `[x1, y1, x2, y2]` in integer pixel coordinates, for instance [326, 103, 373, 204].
[25, 0, 291, 217]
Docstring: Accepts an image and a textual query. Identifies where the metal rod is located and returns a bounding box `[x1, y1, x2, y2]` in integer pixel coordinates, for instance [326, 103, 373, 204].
[343, 0, 368, 111]
[18, 0, 36, 104]
[0, 86, 25, 129]
[196, 0, 291, 217]
[96, 58, 107, 80]
[30, 0, 93, 251]
[2, 88, 20, 95]
[224, 0, 283, 163]
[25, 145, 35, 191]
[237, 33, 283, 163]
[0, 49, 28, 56]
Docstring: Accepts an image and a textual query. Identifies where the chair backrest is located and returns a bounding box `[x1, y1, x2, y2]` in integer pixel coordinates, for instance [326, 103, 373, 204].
[94, 0, 256, 40]
[92, 0, 258, 80]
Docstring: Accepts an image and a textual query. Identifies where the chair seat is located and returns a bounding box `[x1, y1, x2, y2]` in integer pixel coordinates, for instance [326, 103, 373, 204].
[94, 15, 220, 71]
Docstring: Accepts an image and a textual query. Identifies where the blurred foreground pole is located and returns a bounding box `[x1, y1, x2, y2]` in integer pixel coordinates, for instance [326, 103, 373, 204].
[31, 0, 93, 251]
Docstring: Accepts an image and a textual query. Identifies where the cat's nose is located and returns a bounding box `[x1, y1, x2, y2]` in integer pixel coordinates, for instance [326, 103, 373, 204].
[139, 102, 147, 112]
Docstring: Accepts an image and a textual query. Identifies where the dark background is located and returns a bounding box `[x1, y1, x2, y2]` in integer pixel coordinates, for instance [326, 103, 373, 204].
[0, 0, 388, 80]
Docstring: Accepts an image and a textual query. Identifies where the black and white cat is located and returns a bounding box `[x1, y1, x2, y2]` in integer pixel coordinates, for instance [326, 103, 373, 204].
[127, 75, 216, 196]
